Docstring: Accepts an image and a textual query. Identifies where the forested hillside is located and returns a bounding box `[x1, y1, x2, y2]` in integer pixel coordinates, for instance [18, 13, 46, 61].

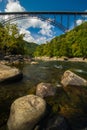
[0, 23, 38, 57]
[24, 41, 38, 57]
[34, 22, 87, 58]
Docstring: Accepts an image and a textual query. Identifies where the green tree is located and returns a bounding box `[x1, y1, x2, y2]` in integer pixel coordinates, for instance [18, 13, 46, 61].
[0, 23, 25, 55]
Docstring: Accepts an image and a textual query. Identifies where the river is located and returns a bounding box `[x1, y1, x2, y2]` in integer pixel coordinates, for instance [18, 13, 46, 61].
[0, 60, 87, 130]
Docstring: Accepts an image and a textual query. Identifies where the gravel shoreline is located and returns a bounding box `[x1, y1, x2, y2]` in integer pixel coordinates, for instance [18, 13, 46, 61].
[35, 57, 87, 62]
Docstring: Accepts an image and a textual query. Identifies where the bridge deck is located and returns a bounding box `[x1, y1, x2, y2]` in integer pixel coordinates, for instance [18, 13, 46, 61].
[0, 11, 87, 15]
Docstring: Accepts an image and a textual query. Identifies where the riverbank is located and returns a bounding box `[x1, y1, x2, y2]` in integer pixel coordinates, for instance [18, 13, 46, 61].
[0, 55, 87, 66]
[34, 56, 87, 62]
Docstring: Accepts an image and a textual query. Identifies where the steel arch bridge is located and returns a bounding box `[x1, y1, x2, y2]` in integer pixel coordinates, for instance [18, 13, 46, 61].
[0, 11, 87, 32]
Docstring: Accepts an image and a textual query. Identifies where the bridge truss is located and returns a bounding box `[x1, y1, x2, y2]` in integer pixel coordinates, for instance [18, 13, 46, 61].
[0, 11, 87, 32]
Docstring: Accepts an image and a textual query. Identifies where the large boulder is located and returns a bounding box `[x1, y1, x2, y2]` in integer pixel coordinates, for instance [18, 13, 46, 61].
[61, 70, 87, 87]
[0, 64, 23, 83]
[7, 94, 46, 130]
[36, 82, 56, 98]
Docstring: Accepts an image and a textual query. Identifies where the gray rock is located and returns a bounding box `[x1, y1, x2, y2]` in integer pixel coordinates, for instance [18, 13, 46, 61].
[61, 70, 87, 87]
[45, 114, 71, 130]
[0, 64, 22, 83]
[7, 94, 46, 130]
[37, 114, 71, 130]
[36, 82, 56, 98]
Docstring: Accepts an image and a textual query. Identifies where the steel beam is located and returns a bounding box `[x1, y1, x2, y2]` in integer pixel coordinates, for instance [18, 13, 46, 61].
[0, 11, 87, 15]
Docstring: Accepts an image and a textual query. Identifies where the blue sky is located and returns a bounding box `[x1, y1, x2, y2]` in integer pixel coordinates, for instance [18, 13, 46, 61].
[0, 0, 87, 12]
[20, 0, 87, 12]
[0, 0, 87, 44]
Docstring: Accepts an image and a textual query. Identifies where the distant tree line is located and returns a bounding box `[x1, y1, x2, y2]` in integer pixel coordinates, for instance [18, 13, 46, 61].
[34, 22, 87, 58]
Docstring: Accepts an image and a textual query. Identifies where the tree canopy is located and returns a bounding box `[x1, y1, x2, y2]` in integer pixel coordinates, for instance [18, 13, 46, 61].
[0, 23, 38, 56]
[34, 22, 87, 58]
[0, 23, 25, 55]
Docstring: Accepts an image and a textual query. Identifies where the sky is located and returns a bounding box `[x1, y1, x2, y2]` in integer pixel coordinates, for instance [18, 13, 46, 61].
[0, 0, 87, 44]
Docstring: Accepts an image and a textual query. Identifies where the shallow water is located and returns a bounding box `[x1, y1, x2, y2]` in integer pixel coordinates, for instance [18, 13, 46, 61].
[0, 60, 87, 130]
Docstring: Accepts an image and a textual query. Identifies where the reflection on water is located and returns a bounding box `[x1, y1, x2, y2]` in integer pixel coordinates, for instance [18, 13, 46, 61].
[0, 60, 87, 130]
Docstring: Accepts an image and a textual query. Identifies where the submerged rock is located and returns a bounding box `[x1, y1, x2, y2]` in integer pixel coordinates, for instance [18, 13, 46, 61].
[0, 64, 23, 83]
[36, 114, 71, 130]
[45, 115, 71, 130]
[7, 94, 46, 130]
[36, 82, 56, 98]
[61, 70, 87, 87]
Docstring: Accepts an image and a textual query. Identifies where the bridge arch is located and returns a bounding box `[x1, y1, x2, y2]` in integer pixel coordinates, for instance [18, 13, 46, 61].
[0, 11, 87, 32]
[1, 14, 67, 32]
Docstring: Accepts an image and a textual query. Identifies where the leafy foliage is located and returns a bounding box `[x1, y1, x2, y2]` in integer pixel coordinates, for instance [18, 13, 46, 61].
[24, 41, 38, 57]
[0, 23, 38, 56]
[34, 22, 87, 58]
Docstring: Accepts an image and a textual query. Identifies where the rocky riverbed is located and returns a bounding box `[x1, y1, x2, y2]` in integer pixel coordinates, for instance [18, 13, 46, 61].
[7, 71, 87, 130]
[0, 60, 87, 130]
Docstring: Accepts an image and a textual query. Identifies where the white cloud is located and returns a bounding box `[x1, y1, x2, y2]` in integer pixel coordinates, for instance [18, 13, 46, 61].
[5, 0, 25, 12]
[39, 22, 53, 37]
[13, 17, 54, 43]
[16, 18, 54, 36]
[34, 36, 52, 44]
[76, 19, 83, 25]
[0, 0, 2, 2]
[19, 27, 53, 44]
[3, 0, 55, 44]
[19, 28, 35, 43]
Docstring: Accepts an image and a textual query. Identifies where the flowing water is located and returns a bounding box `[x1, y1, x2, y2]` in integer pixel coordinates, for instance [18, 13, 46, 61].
[0, 60, 87, 130]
